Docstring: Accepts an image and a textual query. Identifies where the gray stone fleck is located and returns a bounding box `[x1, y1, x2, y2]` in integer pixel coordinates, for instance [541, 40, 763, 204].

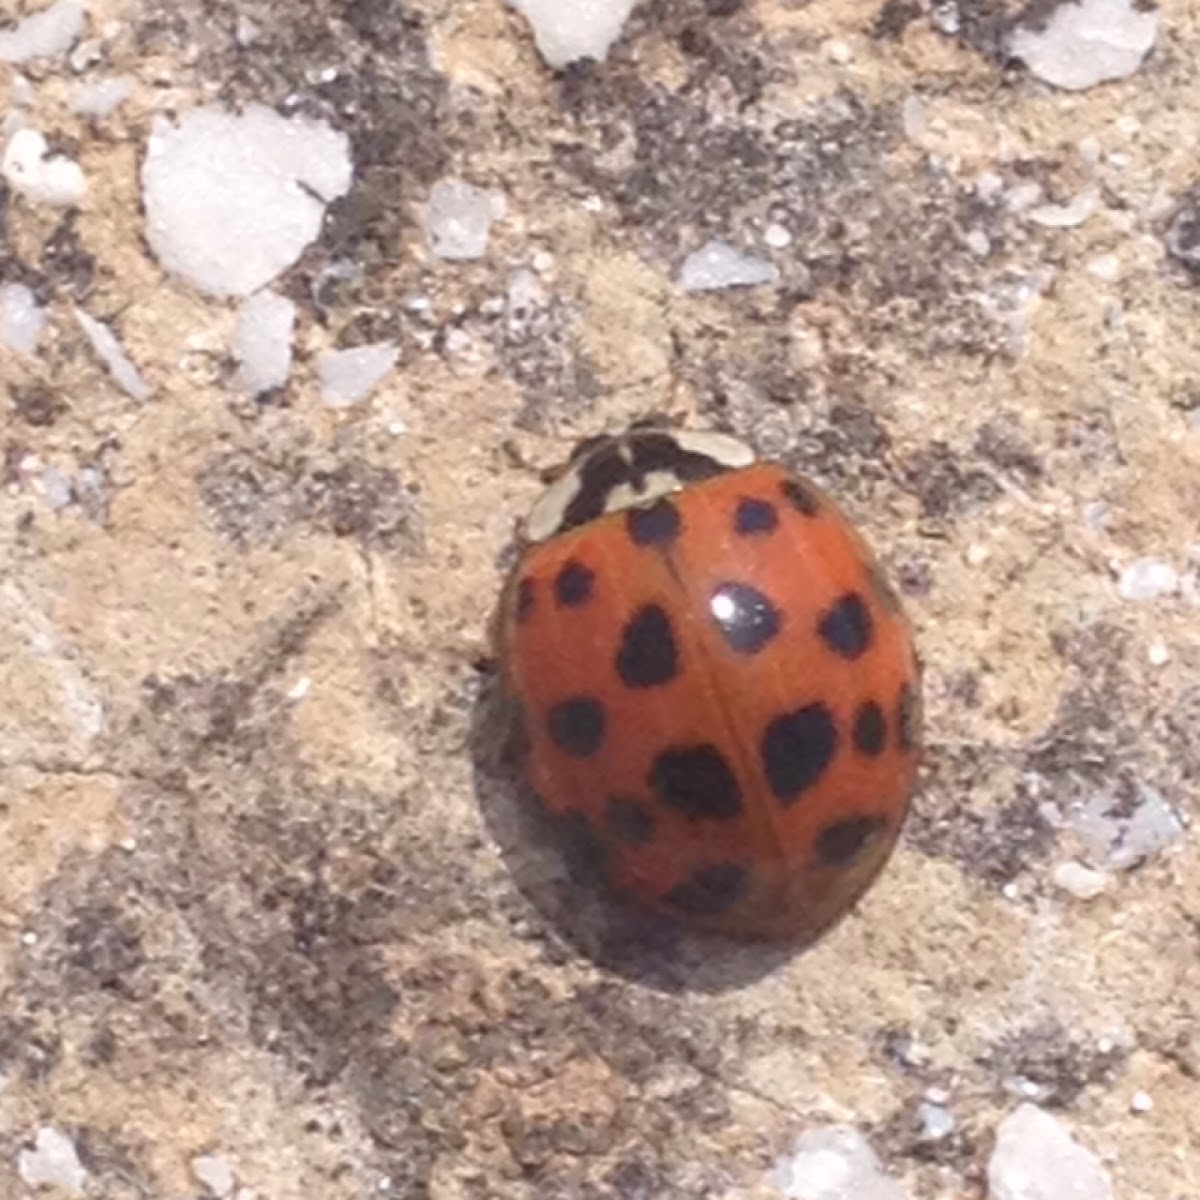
[1009, 0, 1160, 92]
[678, 240, 778, 293]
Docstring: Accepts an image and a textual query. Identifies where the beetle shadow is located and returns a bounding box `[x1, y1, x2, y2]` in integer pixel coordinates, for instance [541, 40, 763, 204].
[468, 666, 810, 995]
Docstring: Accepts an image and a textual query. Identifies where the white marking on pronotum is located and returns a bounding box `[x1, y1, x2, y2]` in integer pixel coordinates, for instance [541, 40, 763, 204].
[524, 429, 756, 544]
[668, 429, 756, 469]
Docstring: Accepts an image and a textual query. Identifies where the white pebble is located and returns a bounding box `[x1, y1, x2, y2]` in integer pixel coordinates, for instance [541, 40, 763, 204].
[317, 341, 398, 408]
[1146, 638, 1169, 666]
[678, 239, 778, 293]
[975, 172, 1005, 202]
[2, 127, 86, 207]
[764, 222, 792, 249]
[0, 1, 86, 64]
[789, 320, 824, 369]
[41, 466, 73, 510]
[18, 1127, 88, 1195]
[232, 289, 296, 396]
[507, 267, 543, 320]
[823, 38, 854, 64]
[1027, 189, 1099, 229]
[76, 309, 152, 401]
[425, 178, 499, 261]
[1117, 557, 1179, 601]
[141, 103, 353, 297]
[1129, 1091, 1153, 1114]
[1006, 182, 1044, 213]
[769, 1127, 904, 1199]
[510, 0, 637, 69]
[918, 1102, 956, 1141]
[192, 1154, 237, 1198]
[1008, 0, 1160, 92]
[1082, 501, 1109, 533]
[902, 95, 927, 141]
[988, 1104, 1111, 1200]
[1051, 860, 1109, 899]
[71, 76, 132, 118]
[1, 282, 46, 354]
[1087, 253, 1120, 282]
[965, 229, 991, 257]
[10, 74, 35, 106]
[932, 3, 960, 35]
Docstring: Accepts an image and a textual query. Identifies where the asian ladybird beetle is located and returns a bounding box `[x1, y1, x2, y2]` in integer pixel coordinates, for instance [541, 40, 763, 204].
[495, 425, 922, 944]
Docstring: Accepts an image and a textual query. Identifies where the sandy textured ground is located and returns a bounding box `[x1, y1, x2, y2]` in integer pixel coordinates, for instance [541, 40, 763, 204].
[2, 0, 1199, 1197]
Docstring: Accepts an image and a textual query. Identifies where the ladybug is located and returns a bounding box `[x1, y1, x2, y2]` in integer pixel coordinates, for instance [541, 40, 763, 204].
[495, 424, 922, 943]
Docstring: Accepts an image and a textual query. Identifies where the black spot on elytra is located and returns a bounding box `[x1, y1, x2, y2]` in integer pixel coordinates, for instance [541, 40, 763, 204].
[548, 697, 606, 757]
[649, 744, 742, 820]
[711, 582, 782, 655]
[554, 559, 594, 608]
[606, 795, 656, 846]
[815, 815, 886, 867]
[897, 681, 920, 753]
[663, 862, 748, 915]
[627, 499, 681, 546]
[616, 604, 679, 688]
[515, 577, 535, 622]
[761, 704, 838, 804]
[852, 700, 887, 757]
[818, 592, 873, 659]
[734, 497, 778, 536]
[780, 477, 820, 516]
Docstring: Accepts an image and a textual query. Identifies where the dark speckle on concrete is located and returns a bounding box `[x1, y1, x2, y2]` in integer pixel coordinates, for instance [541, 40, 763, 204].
[980, 1020, 1129, 1108]
[907, 777, 1059, 885]
[195, 425, 424, 552]
[902, 441, 1003, 521]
